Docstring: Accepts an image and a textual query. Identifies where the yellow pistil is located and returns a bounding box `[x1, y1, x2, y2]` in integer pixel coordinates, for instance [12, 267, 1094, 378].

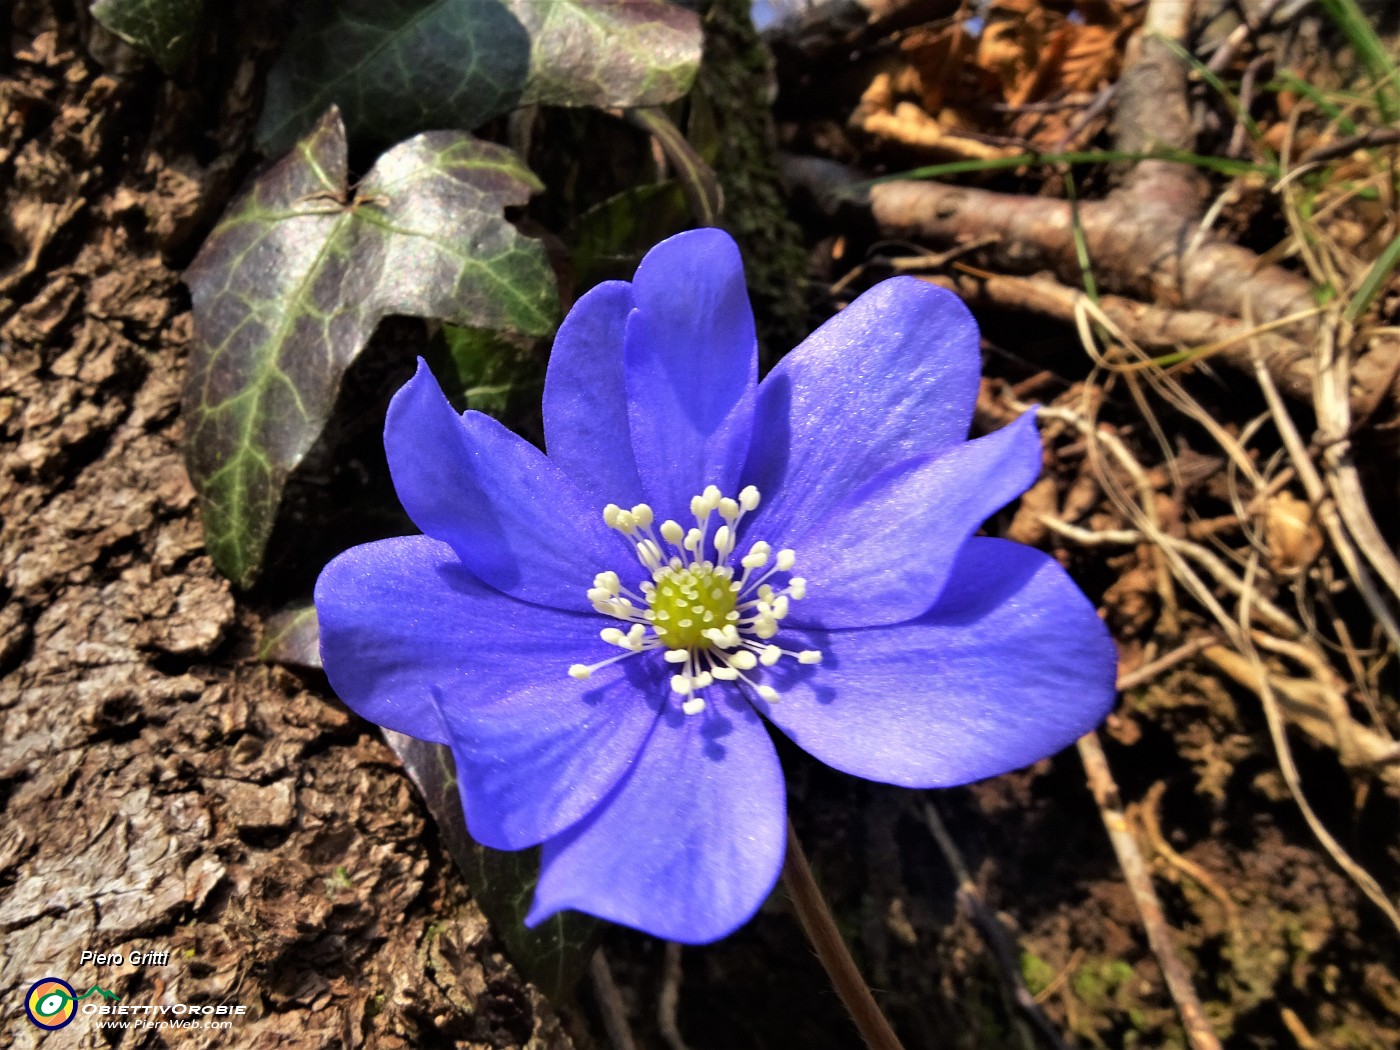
[649, 565, 738, 650]
[569, 485, 822, 715]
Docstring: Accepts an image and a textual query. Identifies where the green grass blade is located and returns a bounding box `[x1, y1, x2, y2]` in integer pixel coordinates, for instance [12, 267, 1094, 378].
[1156, 35, 1277, 166]
[1318, 0, 1400, 122]
[1346, 232, 1400, 323]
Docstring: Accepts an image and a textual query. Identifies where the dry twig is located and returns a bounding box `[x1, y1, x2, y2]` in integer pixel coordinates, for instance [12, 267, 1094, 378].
[779, 0, 1400, 410]
[658, 942, 691, 1050]
[1077, 731, 1224, 1050]
[591, 948, 640, 1050]
[922, 802, 1075, 1050]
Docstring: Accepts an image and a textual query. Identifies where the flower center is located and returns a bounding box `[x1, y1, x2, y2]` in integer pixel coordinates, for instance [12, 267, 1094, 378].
[566, 485, 821, 716]
[648, 564, 737, 650]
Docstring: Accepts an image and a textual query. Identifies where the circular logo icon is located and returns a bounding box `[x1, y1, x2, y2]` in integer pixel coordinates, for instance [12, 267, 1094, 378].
[25, 978, 77, 1030]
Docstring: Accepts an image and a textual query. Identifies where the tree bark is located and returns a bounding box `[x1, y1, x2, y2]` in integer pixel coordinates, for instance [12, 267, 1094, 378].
[0, 4, 568, 1047]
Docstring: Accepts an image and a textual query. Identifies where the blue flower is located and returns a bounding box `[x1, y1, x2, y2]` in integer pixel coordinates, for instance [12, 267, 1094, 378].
[314, 228, 1117, 944]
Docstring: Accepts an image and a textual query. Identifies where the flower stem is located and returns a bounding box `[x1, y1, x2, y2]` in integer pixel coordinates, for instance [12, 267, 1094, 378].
[782, 819, 906, 1050]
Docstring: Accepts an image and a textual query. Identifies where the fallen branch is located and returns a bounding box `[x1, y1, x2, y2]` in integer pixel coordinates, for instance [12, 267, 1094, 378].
[921, 271, 1320, 404]
[784, 152, 1319, 339]
[777, 0, 1400, 411]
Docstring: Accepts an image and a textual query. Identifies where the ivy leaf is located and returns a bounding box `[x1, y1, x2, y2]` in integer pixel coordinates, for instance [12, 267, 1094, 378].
[257, 0, 702, 154]
[384, 731, 600, 1001]
[90, 0, 205, 72]
[184, 108, 557, 589]
[433, 325, 543, 422]
[258, 605, 321, 666]
[571, 181, 691, 289]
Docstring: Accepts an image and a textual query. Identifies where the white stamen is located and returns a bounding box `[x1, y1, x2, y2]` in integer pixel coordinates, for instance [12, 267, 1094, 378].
[576, 485, 821, 713]
[714, 525, 735, 561]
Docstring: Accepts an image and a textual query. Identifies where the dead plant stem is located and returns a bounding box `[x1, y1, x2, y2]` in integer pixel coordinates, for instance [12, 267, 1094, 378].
[1251, 348, 1400, 655]
[1234, 557, 1400, 934]
[1077, 732, 1223, 1050]
[590, 948, 640, 1050]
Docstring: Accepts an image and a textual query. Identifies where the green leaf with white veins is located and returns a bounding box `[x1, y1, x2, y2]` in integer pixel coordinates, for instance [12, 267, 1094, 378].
[257, 0, 702, 154]
[90, 0, 205, 72]
[184, 107, 557, 589]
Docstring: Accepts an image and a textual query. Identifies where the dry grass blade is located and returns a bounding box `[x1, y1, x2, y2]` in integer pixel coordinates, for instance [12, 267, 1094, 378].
[1313, 323, 1400, 613]
[1251, 348, 1400, 656]
[1234, 555, 1400, 935]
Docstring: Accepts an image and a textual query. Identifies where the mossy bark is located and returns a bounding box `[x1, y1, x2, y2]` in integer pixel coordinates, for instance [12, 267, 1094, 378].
[700, 0, 810, 361]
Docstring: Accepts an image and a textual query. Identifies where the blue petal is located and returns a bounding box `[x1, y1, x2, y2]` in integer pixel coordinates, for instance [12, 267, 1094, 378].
[543, 280, 646, 509]
[526, 691, 786, 944]
[385, 360, 632, 610]
[789, 411, 1043, 628]
[742, 278, 981, 544]
[623, 229, 757, 520]
[447, 654, 664, 851]
[762, 538, 1117, 787]
[315, 535, 657, 849]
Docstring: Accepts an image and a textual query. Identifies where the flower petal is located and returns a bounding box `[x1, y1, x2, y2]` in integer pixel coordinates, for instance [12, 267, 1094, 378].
[623, 228, 757, 519]
[742, 278, 980, 544]
[447, 654, 664, 851]
[526, 691, 786, 943]
[789, 411, 1043, 628]
[762, 538, 1117, 787]
[543, 280, 646, 509]
[385, 360, 631, 610]
[315, 535, 657, 849]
